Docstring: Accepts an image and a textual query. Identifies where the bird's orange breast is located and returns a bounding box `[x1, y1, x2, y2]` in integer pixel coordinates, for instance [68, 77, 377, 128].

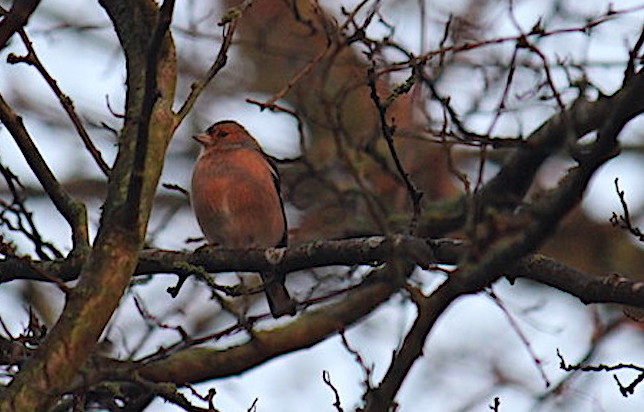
[191, 147, 286, 248]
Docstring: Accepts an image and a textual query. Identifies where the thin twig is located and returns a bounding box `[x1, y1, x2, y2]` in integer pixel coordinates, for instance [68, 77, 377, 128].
[175, 3, 251, 124]
[367, 64, 423, 234]
[488, 288, 550, 388]
[610, 177, 644, 241]
[264, 42, 331, 107]
[624, 24, 644, 83]
[0, 162, 62, 259]
[557, 348, 644, 397]
[8, 30, 110, 176]
[322, 370, 345, 412]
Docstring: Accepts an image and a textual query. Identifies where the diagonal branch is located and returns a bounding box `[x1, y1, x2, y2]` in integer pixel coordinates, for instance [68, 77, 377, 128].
[174, 2, 255, 125]
[7, 29, 111, 176]
[476, 70, 644, 212]
[0, 94, 89, 252]
[361, 71, 644, 412]
[0, 0, 40, 49]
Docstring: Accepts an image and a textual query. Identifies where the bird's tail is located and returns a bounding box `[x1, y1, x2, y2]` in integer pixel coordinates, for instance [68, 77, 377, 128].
[260, 271, 296, 318]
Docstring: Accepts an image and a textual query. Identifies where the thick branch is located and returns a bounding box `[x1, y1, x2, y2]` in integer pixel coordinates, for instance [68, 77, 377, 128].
[123, 0, 175, 227]
[2, 236, 643, 309]
[514, 255, 644, 308]
[0, 0, 177, 410]
[362, 70, 644, 412]
[473, 68, 644, 213]
[0, 236, 442, 283]
[0, 0, 40, 49]
[3, 236, 644, 398]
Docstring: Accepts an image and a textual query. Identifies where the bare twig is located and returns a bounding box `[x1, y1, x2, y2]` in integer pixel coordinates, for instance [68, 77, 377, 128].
[185, 384, 218, 411]
[175, 3, 251, 124]
[610, 178, 644, 241]
[535, 314, 625, 405]
[8, 30, 110, 176]
[367, 64, 423, 234]
[138, 378, 217, 412]
[508, 0, 564, 111]
[624, 24, 644, 83]
[340, 329, 374, 389]
[323, 370, 345, 412]
[161, 183, 190, 198]
[133, 294, 189, 343]
[0, 162, 62, 259]
[264, 43, 331, 107]
[245, 99, 309, 158]
[488, 288, 551, 388]
[415, 4, 644, 64]
[557, 349, 644, 397]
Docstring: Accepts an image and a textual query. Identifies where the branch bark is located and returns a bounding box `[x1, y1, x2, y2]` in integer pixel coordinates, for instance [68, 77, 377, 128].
[2, 235, 644, 309]
[0, 0, 40, 49]
[0, 0, 177, 410]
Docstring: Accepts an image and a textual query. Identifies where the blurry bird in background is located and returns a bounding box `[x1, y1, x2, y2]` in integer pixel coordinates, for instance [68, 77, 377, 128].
[190, 120, 296, 318]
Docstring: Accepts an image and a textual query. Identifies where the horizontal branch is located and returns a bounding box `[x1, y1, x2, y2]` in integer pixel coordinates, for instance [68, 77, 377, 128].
[513, 255, 644, 308]
[3, 236, 643, 394]
[0, 236, 454, 283]
[2, 235, 643, 310]
[65, 250, 644, 391]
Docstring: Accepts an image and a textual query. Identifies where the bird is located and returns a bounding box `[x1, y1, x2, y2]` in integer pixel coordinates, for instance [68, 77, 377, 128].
[191, 120, 296, 318]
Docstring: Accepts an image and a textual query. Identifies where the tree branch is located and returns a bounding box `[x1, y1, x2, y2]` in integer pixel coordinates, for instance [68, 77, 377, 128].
[0, 93, 89, 252]
[0, 0, 177, 409]
[2, 236, 643, 309]
[123, 0, 175, 227]
[0, 0, 40, 49]
[7, 29, 111, 176]
[361, 70, 644, 412]
[174, 3, 250, 124]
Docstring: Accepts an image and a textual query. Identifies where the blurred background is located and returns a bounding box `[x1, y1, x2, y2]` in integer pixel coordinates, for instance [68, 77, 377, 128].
[1, 0, 644, 411]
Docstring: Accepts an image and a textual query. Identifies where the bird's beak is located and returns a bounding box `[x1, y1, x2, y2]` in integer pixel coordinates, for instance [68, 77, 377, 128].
[193, 134, 208, 145]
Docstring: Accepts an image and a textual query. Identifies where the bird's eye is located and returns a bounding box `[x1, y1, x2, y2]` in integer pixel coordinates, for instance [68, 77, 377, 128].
[217, 131, 229, 138]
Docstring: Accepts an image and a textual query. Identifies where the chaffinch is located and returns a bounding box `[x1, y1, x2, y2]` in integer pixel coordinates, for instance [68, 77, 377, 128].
[191, 120, 296, 318]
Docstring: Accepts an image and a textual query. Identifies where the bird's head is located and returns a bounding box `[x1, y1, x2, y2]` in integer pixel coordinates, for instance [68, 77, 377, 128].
[193, 120, 262, 152]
